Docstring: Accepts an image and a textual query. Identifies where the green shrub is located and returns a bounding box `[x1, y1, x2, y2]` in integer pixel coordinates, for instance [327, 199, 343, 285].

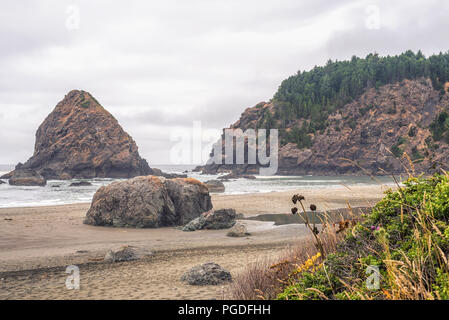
[390, 145, 402, 158]
[408, 126, 417, 137]
[411, 146, 424, 161]
[277, 174, 449, 300]
[430, 111, 449, 142]
[390, 137, 407, 158]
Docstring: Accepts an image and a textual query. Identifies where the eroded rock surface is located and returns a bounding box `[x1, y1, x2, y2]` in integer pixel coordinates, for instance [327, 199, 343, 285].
[104, 245, 138, 263]
[84, 176, 212, 228]
[226, 222, 250, 237]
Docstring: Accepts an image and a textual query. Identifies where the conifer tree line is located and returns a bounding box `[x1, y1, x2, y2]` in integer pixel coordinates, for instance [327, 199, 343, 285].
[256, 50, 449, 148]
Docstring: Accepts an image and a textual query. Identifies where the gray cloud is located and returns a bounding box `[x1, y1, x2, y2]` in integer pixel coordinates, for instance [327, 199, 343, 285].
[1, 0, 448, 164]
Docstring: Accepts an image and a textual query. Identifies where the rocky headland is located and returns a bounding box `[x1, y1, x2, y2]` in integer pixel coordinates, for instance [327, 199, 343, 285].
[197, 52, 449, 176]
[198, 78, 449, 176]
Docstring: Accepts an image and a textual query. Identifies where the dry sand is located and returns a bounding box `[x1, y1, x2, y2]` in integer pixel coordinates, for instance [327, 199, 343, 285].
[0, 184, 391, 300]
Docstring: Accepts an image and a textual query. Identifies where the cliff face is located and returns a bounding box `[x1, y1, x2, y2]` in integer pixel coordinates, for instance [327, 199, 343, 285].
[200, 78, 449, 175]
[5, 90, 152, 180]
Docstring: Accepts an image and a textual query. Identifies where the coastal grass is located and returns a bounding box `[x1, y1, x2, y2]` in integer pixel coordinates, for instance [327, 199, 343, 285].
[228, 208, 350, 299]
[230, 172, 449, 300]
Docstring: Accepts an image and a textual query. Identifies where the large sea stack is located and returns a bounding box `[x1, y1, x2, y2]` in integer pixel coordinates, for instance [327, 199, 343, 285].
[2, 90, 162, 180]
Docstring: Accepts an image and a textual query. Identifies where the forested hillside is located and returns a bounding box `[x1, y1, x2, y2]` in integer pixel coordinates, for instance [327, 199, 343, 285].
[199, 51, 449, 176]
[257, 51, 449, 148]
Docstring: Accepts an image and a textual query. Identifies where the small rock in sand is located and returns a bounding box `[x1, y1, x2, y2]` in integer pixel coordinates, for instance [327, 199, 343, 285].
[226, 222, 250, 237]
[182, 208, 236, 231]
[181, 262, 232, 285]
[104, 245, 152, 263]
[104, 245, 138, 263]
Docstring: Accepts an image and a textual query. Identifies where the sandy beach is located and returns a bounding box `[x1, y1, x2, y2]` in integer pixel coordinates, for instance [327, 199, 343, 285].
[0, 184, 391, 300]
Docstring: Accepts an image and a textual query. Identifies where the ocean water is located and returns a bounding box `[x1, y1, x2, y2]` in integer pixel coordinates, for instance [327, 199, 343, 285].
[0, 165, 397, 208]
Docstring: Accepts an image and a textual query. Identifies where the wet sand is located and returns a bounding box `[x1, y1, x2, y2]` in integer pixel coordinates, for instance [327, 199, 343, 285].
[0, 184, 391, 299]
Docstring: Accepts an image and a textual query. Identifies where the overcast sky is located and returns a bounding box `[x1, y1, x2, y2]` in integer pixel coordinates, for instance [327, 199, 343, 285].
[1, 0, 448, 165]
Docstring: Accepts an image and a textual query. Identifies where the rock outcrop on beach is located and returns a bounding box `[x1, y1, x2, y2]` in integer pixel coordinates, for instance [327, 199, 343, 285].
[1, 90, 176, 180]
[181, 263, 232, 285]
[84, 176, 212, 228]
[8, 169, 47, 186]
[182, 208, 236, 231]
[204, 180, 225, 193]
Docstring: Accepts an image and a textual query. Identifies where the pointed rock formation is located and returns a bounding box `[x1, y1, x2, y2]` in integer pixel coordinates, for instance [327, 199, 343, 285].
[3, 90, 158, 180]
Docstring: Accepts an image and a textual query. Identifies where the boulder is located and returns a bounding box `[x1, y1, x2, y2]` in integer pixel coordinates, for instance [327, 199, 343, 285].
[104, 245, 138, 263]
[84, 176, 212, 228]
[226, 222, 250, 237]
[8, 169, 47, 187]
[181, 262, 232, 285]
[204, 180, 225, 193]
[182, 208, 236, 231]
[0, 180, 5, 185]
[69, 181, 92, 187]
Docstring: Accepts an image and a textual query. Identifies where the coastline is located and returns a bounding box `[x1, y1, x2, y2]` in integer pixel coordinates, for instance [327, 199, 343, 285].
[0, 184, 391, 299]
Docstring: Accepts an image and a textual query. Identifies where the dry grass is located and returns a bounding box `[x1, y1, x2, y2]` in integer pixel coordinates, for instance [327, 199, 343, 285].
[227, 221, 347, 299]
[227, 194, 367, 300]
[378, 207, 449, 300]
[227, 238, 317, 300]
